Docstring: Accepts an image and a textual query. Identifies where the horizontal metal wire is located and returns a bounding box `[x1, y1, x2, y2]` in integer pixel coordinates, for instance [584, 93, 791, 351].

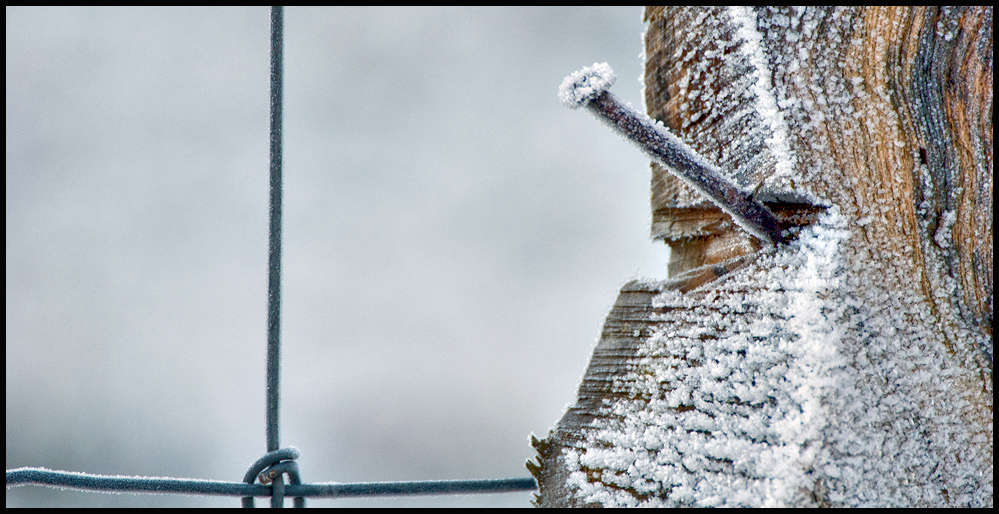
[5, 467, 536, 498]
[290, 477, 538, 497]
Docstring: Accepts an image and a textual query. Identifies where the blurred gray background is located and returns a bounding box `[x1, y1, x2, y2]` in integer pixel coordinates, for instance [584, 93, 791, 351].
[6, 7, 666, 507]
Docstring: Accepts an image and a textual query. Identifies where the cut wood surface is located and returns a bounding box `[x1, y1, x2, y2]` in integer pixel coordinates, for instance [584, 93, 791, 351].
[531, 7, 991, 507]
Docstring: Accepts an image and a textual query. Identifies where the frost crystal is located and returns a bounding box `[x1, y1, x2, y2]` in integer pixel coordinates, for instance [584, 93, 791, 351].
[728, 6, 797, 181]
[562, 210, 851, 507]
[558, 62, 617, 109]
[933, 210, 956, 249]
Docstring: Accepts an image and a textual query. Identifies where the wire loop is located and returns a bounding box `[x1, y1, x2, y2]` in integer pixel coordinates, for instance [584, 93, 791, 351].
[241, 447, 304, 508]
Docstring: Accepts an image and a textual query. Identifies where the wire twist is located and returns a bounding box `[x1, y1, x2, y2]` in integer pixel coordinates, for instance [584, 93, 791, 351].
[241, 447, 304, 508]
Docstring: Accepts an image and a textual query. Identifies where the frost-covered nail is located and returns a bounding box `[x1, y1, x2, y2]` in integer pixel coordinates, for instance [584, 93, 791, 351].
[559, 63, 786, 246]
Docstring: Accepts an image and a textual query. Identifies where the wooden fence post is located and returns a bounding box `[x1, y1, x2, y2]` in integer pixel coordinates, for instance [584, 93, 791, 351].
[530, 7, 991, 507]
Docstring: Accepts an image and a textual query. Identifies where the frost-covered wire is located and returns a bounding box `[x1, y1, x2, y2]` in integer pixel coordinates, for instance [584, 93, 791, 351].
[5, 467, 536, 499]
[5, 467, 270, 497]
[559, 63, 787, 246]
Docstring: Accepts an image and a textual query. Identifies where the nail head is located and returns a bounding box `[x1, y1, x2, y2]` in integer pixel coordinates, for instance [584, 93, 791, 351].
[558, 62, 617, 109]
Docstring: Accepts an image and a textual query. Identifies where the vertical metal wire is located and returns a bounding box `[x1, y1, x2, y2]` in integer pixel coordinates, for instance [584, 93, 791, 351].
[267, 5, 284, 454]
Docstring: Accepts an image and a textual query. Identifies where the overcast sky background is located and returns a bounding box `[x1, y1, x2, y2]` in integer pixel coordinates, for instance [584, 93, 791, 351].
[6, 7, 667, 507]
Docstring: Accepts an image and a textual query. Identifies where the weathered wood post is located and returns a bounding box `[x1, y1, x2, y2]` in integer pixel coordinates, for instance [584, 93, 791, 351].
[531, 7, 991, 507]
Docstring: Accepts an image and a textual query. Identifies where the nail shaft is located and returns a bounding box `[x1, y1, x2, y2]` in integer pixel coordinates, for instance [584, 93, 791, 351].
[560, 63, 786, 246]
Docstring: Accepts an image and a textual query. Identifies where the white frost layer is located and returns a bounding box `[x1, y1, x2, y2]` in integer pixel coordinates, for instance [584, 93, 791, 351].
[562, 204, 991, 506]
[563, 209, 851, 507]
[728, 7, 797, 181]
[558, 62, 617, 109]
